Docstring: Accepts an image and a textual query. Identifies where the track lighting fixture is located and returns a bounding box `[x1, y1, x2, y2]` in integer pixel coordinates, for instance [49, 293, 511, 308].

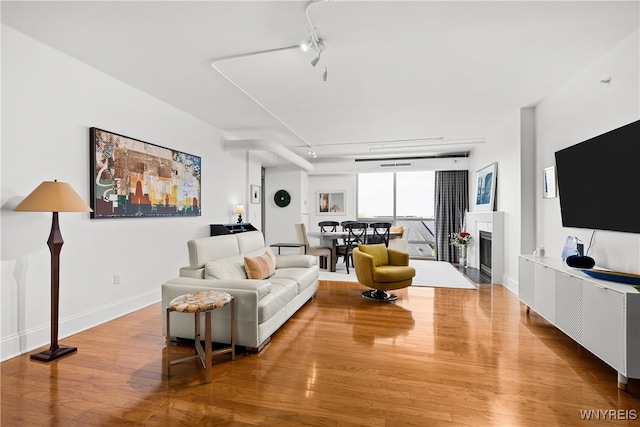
[322, 67, 328, 82]
[307, 148, 317, 158]
[310, 55, 320, 67]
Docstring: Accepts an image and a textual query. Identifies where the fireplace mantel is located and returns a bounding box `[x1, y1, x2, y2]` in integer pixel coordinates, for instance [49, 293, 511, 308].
[465, 211, 504, 284]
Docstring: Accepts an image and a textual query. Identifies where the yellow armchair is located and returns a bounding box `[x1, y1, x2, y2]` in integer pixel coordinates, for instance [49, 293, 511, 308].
[353, 244, 416, 302]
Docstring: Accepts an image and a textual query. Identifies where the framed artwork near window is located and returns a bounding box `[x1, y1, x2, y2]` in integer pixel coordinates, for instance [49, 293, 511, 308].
[90, 127, 201, 218]
[543, 166, 557, 198]
[251, 185, 261, 204]
[317, 191, 345, 215]
[474, 162, 497, 212]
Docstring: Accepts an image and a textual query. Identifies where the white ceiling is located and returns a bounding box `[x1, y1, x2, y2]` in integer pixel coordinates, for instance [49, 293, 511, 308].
[3, 1, 639, 163]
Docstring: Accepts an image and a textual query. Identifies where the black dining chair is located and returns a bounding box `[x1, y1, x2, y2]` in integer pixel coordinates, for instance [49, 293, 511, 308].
[335, 222, 368, 274]
[340, 220, 357, 229]
[318, 221, 339, 232]
[367, 222, 392, 247]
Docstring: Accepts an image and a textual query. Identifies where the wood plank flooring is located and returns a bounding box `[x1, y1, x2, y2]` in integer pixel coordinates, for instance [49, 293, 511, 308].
[2, 281, 639, 426]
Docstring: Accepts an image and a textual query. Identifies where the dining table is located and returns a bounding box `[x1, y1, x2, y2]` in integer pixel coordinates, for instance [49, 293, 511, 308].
[307, 230, 402, 272]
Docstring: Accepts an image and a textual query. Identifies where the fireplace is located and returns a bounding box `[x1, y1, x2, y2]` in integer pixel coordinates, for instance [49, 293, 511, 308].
[465, 211, 503, 284]
[479, 230, 492, 277]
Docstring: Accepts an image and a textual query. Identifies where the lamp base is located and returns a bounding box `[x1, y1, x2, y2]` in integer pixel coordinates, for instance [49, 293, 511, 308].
[30, 345, 77, 362]
[362, 289, 398, 302]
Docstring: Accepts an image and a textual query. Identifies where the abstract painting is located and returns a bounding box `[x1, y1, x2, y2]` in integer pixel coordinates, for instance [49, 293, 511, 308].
[474, 162, 497, 212]
[90, 127, 201, 218]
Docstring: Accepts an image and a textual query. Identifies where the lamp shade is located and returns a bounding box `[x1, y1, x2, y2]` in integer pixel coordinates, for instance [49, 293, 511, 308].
[235, 204, 245, 214]
[14, 181, 93, 213]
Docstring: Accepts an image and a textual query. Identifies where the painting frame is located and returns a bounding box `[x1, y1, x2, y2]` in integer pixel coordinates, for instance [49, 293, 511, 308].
[543, 166, 557, 199]
[316, 191, 346, 215]
[90, 127, 202, 219]
[251, 185, 261, 204]
[474, 162, 497, 212]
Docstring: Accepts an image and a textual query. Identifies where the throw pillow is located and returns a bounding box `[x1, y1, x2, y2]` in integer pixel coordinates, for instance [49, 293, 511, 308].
[390, 226, 404, 233]
[244, 252, 275, 280]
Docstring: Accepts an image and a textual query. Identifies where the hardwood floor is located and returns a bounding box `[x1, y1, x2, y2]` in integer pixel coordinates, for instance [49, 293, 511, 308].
[2, 281, 639, 426]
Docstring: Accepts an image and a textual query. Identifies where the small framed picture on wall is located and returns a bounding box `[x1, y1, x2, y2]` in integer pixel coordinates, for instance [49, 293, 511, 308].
[317, 191, 345, 215]
[543, 166, 557, 198]
[251, 185, 261, 204]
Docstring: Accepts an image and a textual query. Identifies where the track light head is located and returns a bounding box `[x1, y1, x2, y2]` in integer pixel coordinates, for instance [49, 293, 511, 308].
[300, 39, 312, 52]
[323, 67, 328, 82]
[310, 55, 320, 67]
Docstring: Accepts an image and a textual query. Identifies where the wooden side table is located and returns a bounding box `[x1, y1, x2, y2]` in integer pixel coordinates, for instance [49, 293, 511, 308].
[269, 242, 306, 255]
[165, 290, 235, 383]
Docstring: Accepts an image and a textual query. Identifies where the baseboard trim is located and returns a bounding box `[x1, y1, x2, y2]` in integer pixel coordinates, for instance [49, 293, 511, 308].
[1, 290, 159, 362]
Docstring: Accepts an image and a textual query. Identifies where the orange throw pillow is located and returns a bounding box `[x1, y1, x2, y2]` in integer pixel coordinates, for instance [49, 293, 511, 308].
[244, 252, 275, 279]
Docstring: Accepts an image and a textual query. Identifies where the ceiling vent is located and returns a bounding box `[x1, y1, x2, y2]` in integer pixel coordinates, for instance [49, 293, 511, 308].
[379, 161, 413, 168]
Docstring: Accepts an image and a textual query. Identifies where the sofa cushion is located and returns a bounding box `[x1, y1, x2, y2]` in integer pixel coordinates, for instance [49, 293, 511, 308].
[257, 281, 297, 323]
[236, 231, 267, 254]
[271, 266, 319, 293]
[188, 235, 240, 269]
[204, 255, 247, 280]
[372, 265, 416, 283]
[390, 225, 404, 233]
[244, 252, 276, 280]
[358, 244, 389, 267]
[276, 254, 316, 268]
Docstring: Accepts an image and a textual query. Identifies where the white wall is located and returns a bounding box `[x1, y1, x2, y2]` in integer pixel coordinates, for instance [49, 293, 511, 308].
[307, 174, 357, 244]
[245, 152, 264, 230]
[0, 26, 249, 360]
[535, 29, 640, 275]
[263, 166, 308, 246]
[468, 111, 522, 292]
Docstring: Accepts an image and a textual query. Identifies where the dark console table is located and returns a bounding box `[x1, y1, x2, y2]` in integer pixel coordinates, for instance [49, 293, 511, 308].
[210, 223, 257, 236]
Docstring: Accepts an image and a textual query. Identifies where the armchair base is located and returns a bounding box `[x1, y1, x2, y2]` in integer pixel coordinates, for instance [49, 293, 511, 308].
[362, 289, 398, 302]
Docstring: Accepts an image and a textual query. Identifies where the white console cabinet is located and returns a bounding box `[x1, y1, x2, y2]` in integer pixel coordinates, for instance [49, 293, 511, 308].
[519, 255, 640, 390]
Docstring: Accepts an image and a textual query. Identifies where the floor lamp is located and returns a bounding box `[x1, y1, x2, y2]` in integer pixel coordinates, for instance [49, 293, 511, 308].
[14, 180, 93, 362]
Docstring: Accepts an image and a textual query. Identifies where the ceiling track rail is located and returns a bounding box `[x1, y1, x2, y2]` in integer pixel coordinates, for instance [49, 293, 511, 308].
[355, 153, 470, 162]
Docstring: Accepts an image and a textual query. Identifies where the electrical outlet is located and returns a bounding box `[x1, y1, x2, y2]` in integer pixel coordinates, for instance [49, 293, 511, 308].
[114, 274, 121, 285]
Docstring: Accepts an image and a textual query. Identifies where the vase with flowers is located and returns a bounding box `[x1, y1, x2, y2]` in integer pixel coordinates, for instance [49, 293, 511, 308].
[450, 231, 472, 268]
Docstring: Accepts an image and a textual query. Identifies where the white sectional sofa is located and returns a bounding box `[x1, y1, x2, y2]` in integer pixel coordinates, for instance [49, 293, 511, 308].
[162, 231, 319, 351]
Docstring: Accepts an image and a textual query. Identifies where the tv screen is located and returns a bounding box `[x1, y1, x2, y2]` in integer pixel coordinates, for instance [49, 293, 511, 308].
[554, 119, 640, 234]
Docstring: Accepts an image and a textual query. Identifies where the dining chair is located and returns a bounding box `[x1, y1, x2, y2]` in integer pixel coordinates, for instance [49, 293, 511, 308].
[338, 220, 359, 246]
[335, 222, 368, 274]
[318, 221, 339, 232]
[388, 226, 409, 253]
[294, 223, 331, 269]
[367, 222, 392, 247]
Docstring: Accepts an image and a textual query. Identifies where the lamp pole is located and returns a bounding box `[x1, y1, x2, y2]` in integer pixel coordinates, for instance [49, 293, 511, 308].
[31, 211, 77, 362]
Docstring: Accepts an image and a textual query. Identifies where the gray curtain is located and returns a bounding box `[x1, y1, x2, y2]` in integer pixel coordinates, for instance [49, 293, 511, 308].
[434, 170, 469, 262]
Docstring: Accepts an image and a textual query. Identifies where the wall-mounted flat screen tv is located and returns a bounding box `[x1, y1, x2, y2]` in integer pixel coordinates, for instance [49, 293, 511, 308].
[554, 119, 639, 234]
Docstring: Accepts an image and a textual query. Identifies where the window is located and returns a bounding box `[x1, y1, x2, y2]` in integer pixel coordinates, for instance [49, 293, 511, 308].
[357, 172, 393, 218]
[357, 171, 436, 258]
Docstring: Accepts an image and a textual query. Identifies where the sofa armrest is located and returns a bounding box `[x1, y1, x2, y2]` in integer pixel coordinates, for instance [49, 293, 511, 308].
[276, 254, 317, 268]
[162, 280, 262, 340]
[388, 249, 410, 266]
[179, 265, 204, 279]
[165, 276, 272, 300]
